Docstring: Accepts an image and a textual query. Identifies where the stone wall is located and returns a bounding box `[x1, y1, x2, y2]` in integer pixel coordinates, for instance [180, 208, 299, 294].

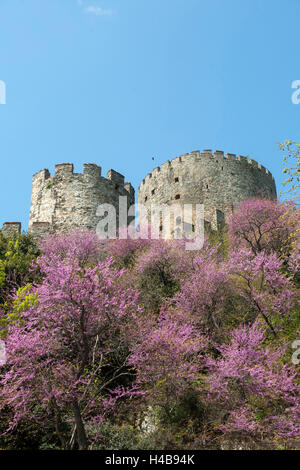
[137, 150, 277, 233]
[29, 163, 135, 236]
[2, 150, 277, 239]
[1, 222, 22, 237]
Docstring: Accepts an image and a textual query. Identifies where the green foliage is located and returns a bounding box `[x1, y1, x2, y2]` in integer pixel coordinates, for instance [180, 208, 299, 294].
[206, 227, 230, 258]
[0, 284, 38, 339]
[138, 265, 180, 312]
[158, 389, 206, 425]
[0, 407, 60, 450]
[88, 422, 139, 450]
[0, 260, 5, 287]
[279, 140, 300, 201]
[0, 231, 40, 303]
[12, 284, 38, 314]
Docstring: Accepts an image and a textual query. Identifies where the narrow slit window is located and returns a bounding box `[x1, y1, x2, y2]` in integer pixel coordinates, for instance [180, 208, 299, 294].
[175, 177, 179, 183]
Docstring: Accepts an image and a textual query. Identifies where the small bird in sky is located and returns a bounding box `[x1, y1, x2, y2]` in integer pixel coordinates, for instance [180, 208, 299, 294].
[152, 157, 155, 161]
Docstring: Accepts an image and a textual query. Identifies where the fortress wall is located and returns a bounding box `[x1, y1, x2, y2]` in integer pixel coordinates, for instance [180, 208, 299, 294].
[29, 169, 54, 228]
[29, 163, 135, 235]
[138, 150, 276, 232]
[4, 149, 277, 239]
[1, 222, 22, 237]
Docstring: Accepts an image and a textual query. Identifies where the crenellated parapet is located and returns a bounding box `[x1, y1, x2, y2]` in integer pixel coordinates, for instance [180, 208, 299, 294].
[138, 149, 277, 234]
[3, 148, 278, 240]
[138, 150, 275, 190]
[29, 163, 135, 236]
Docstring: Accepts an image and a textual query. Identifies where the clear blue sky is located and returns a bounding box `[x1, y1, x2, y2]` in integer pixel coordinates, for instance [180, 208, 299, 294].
[0, 0, 299, 229]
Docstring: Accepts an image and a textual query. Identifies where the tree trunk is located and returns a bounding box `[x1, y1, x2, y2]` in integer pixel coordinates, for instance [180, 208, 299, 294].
[72, 399, 88, 450]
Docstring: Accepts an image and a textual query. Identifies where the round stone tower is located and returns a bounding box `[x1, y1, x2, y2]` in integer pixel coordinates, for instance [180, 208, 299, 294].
[137, 150, 277, 234]
[29, 163, 135, 237]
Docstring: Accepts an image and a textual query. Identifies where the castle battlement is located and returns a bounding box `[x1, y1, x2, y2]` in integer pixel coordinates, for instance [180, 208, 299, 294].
[138, 150, 276, 189]
[32, 163, 129, 186]
[1, 148, 277, 238]
[138, 150, 275, 190]
[28, 163, 134, 237]
[137, 149, 277, 232]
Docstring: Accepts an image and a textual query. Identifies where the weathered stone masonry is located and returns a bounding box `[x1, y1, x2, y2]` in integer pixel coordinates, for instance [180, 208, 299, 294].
[28, 163, 135, 238]
[137, 150, 277, 233]
[1, 222, 22, 237]
[1, 149, 277, 237]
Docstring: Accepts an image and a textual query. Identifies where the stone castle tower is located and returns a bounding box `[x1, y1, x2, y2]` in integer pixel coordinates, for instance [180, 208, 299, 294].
[137, 150, 276, 234]
[28, 163, 134, 238]
[1, 149, 277, 238]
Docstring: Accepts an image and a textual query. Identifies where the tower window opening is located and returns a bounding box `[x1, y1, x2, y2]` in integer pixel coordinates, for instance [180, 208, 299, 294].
[175, 177, 179, 182]
[175, 194, 181, 200]
[145, 196, 148, 202]
[151, 189, 155, 195]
